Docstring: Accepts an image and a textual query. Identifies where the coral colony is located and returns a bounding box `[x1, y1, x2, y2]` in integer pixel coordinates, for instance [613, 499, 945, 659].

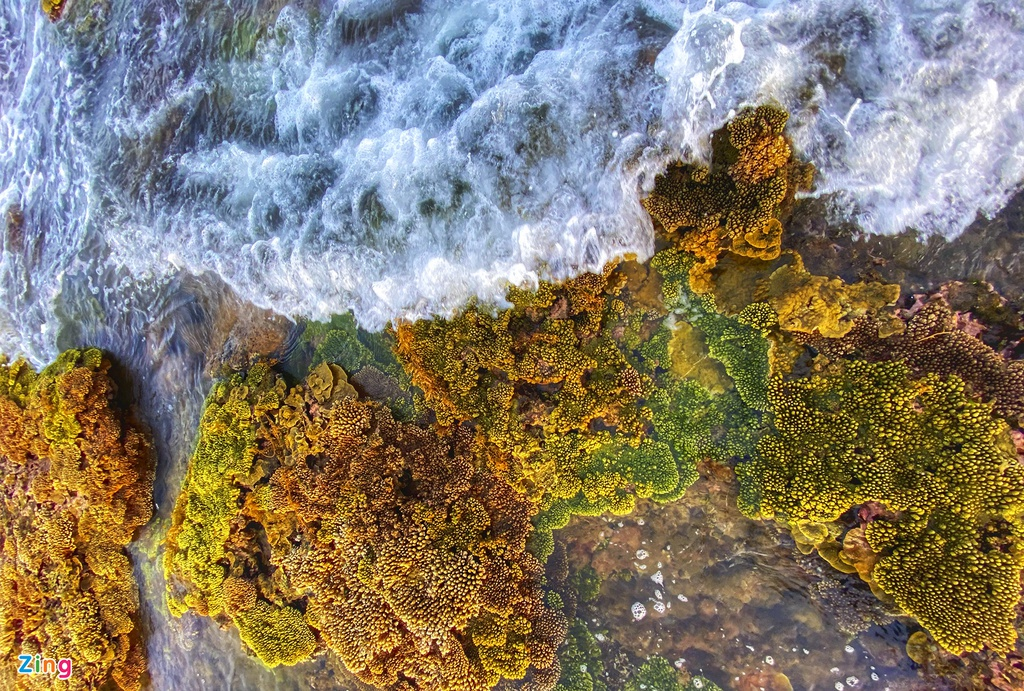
[3, 99, 1024, 689]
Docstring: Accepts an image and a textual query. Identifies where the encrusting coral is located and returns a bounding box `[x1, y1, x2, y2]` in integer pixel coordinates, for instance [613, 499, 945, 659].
[752, 252, 902, 339]
[0, 349, 153, 690]
[166, 361, 566, 690]
[737, 359, 1024, 654]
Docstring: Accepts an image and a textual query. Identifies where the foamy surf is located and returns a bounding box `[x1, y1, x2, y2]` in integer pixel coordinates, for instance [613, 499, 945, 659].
[0, 0, 1022, 362]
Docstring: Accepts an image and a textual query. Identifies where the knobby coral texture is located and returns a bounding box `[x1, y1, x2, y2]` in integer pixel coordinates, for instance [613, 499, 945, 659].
[798, 290, 1024, 420]
[0, 349, 153, 690]
[158, 104, 1024, 689]
[641, 105, 814, 294]
[737, 360, 1024, 655]
[165, 361, 567, 690]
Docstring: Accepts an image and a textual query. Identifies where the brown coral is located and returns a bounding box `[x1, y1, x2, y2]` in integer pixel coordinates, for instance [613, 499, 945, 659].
[0, 349, 153, 691]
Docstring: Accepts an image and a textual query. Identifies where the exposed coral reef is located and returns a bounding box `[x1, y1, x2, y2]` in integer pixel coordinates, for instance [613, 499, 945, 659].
[0, 349, 153, 690]
[166, 362, 566, 690]
[641, 104, 813, 293]
[737, 360, 1024, 654]
[156, 103, 1024, 689]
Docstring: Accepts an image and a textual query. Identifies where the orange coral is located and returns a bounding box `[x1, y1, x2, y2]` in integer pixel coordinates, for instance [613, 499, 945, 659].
[641, 105, 813, 294]
[0, 349, 152, 691]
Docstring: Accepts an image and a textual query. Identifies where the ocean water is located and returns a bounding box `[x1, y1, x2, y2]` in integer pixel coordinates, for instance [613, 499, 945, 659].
[2, 0, 1024, 361]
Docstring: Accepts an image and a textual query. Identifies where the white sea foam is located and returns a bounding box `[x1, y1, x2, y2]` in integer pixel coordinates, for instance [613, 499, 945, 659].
[656, 0, 1024, 237]
[0, 0, 1023, 360]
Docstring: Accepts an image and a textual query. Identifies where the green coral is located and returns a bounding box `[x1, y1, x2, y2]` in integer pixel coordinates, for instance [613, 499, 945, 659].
[623, 657, 684, 691]
[644, 364, 761, 494]
[623, 658, 720, 691]
[650, 247, 772, 410]
[234, 600, 317, 668]
[529, 433, 695, 559]
[695, 310, 770, 410]
[554, 619, 606, 691]
[737, 360, 1024, 654]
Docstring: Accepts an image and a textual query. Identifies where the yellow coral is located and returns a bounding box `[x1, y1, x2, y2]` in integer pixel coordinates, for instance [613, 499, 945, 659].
[754, 253, 900, 338]
[392, 262, 664, 506]
[0, 349, 153, 691]
[41, 0, 65, 21]
[234, 600, 317, 667]
[738, 360, 1024, 654]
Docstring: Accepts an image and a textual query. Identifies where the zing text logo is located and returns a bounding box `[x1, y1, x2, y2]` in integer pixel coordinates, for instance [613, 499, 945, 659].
[17, 654, 72, 680]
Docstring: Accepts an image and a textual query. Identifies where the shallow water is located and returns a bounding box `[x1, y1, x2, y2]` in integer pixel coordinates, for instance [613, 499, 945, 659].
[2, 0, 1024, 689]
[559, 467, 922, 690]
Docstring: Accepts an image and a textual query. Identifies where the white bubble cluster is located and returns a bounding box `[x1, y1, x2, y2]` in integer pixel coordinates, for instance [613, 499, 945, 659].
[631, 602, 647, 621]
